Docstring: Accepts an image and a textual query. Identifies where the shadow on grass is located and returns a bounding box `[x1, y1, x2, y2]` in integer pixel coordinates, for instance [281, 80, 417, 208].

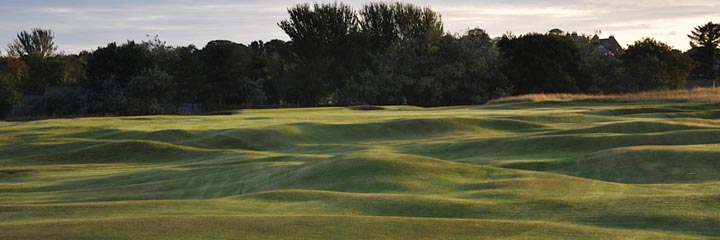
[578, 214, 720, 237]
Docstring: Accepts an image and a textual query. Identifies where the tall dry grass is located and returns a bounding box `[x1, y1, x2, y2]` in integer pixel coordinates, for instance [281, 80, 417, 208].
[490, 87, 720, 103]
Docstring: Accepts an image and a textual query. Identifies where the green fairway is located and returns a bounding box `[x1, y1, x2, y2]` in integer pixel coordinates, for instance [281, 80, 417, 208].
[1, 101, 720, 239]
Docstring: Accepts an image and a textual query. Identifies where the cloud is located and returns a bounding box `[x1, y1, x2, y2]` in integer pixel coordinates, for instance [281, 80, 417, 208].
[33, 7, 73, 14]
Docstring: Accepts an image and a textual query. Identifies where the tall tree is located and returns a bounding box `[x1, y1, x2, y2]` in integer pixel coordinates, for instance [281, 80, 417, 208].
[6, 29, 60, 94]
[200, 40, 261, 110]
[565, 33, 628, 93]
[85, 41, 153, 89]
[174, 45, 206, 103]
[57, 54, 87, 84]
[358, 2, 444, 59]
[0, 57, 26, 118]
[436, 28, 509, 104]
[279, 3, 358, 105]
[688, 22, 720, 80]
[82, 41, 154, 115]
[392, 3, 444, 47]
[351, 2, 446, 106]
[498, 33, 582, 94]
[359, 3, 443, 46]
[623, 38, 695, 91]
[359, 2, 399, 52]
[248, 40, 292, 105]
[125, 69, 176, 115]
[6, 29, 57, 60]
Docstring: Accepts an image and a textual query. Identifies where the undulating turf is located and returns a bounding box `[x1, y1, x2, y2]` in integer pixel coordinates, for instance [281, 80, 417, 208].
[1, 100, 720, 239]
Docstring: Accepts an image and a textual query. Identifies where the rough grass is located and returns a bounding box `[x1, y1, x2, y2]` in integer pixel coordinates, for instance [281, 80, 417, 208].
[491, 87, 720, 103]
[1, 101, 720, 239]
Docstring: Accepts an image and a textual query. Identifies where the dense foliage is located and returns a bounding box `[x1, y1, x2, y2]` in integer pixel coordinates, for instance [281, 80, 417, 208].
[498, 33, 582, 94]
[622, 39, 696, 91]
[0, 2, 713, 118]
[687, 22, 720, 80]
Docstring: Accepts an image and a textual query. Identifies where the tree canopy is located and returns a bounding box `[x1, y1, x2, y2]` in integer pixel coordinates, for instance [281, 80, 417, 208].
[0, 2, 709, 118]
[499, 33, 582, 94]
[688, 22, 720, 80]
[622, 38, 695, 91]
[7, 29, 57, 59]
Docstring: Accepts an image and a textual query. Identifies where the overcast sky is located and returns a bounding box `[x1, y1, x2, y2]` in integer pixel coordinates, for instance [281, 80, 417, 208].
[1, 0, 718, 54]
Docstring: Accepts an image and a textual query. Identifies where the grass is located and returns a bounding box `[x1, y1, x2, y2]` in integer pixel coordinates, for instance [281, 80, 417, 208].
[1, 99, 720, 239]
[491, 87, 720, 103]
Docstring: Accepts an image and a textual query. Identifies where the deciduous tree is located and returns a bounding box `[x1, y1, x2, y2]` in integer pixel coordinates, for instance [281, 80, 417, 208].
[623, 38, 695, 91]
[688, 22, 720, 79]
[498, 33, 582, 94]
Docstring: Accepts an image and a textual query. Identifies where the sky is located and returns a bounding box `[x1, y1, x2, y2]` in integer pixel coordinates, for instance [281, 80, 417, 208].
[0, 0, 718, 54]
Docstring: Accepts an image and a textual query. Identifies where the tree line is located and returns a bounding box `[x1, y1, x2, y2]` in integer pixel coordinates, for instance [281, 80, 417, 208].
[1, 2, 719, 118]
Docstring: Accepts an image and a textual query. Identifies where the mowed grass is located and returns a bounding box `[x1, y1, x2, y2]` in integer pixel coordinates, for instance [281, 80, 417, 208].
[1, 101, 720, 239]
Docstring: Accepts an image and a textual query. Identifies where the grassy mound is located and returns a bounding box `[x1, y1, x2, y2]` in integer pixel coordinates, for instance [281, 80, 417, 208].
[508, 145, 720, 183]
[545, 121, 712, 134]
[401, 129, 720, 162]
[266, 153, 517, 193]
[0, 140, 224, 165]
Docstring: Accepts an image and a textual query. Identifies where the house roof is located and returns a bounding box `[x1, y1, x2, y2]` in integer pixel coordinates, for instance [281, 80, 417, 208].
[592, 35, 625, 57]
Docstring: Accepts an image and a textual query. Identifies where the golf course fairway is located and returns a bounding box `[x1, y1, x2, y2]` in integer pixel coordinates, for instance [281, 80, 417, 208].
[1, 100, 720, 239]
